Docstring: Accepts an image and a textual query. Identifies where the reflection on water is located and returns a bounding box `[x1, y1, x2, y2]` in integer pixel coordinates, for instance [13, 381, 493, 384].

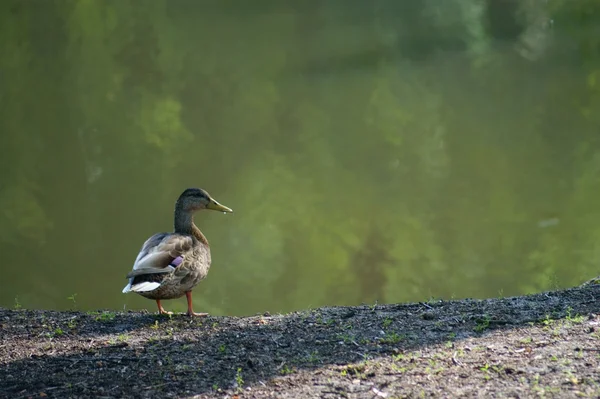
[1, 0, 599, 316]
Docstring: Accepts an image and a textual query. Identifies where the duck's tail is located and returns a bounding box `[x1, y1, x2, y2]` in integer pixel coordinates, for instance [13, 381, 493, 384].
[122, 281, 161, 293]
[122, 283, 132, 293]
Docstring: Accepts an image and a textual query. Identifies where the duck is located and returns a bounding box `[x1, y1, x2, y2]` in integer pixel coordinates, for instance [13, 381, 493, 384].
[122, 188, 232, 316]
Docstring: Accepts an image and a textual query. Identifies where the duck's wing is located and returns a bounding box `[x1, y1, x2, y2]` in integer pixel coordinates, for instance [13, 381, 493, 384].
[125, 233, 193, 279]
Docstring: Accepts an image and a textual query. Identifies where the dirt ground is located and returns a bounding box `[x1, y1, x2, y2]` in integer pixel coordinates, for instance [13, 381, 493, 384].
[1, 283, 600, 399]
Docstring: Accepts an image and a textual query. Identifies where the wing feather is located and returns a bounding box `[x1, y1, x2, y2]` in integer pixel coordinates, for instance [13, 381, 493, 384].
[129, 233, 194, 275]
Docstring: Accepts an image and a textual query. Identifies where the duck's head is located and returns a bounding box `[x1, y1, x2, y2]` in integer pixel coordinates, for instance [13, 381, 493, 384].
[177, 188, 233, 213]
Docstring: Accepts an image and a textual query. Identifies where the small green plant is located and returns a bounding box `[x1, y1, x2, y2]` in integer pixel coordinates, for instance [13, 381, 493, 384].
[541, 314, 554, 326]
[94, 311, 116, 322]
[13, 296, 22, 310]
[151, 320, 159, 330]
[67, 318, 77, 329]
[565, 307, 585, 323]
[381, 332, 403, 344]
[340, 364, 366, 379]
[50, 327, 64, 337]
[382, 317, 393, 328]
[306, 351, 320, 364]
[480, 363, 491, 380]
[392, 353, 404, 362]
[474, 316, 491, 332]
[531, 373, 541, 388]
[280, 364, 294, 375]
[235, 367, 244, 391]
[218, 344, 226, 353]
[564, 370, 578, 385]
[391, 363, 407, 373]
[427, 296, 439, 305]
[67, 293, 77, 309]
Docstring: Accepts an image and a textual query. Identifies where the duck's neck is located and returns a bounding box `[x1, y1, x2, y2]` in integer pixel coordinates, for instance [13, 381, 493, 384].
[174, 206, 209, 245]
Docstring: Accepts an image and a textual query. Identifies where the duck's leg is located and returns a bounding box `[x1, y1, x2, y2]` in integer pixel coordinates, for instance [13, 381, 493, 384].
[156, 299, 173, 315]
[185, 291, 208, 317]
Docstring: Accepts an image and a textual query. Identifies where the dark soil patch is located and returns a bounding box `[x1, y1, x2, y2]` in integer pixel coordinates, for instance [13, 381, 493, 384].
[1, 284, 600, 398]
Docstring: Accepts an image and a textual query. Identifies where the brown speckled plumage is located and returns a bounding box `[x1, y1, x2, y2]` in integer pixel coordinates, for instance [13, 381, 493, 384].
[122, 188, 232, 316]
[132, 238, 210, 300]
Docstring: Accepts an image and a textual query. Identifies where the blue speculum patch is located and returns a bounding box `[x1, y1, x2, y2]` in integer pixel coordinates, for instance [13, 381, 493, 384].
[170, 256, 183, 267]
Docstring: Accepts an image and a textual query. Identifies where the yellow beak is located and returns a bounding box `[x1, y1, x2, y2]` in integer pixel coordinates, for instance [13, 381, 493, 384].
[207, 199, 233, 213]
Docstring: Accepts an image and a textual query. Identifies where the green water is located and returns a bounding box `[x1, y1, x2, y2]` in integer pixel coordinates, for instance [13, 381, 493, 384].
[1, 0, 599, 316]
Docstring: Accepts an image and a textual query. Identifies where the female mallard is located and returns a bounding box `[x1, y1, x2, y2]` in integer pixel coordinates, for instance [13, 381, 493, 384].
[122, 188, 232, 316]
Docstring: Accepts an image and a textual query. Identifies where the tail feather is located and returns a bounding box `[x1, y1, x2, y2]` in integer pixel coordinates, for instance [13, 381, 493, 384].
[126, 281, 161, 293]
[122, 283, 132, 293]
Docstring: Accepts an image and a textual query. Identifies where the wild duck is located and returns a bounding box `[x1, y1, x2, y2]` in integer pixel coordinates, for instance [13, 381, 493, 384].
[122, 188, 232, 316]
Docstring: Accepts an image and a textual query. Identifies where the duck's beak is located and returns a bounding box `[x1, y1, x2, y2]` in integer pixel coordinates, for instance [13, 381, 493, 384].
[207, 198, 233, 213]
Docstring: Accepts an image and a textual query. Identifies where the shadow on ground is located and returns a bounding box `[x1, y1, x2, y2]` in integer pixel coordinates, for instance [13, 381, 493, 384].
[1, 285, 599, 398]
